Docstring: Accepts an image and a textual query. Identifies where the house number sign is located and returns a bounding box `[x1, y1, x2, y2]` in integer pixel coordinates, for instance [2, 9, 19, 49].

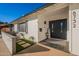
[72, 11, 76, 28]
[72, 9, 79, 28]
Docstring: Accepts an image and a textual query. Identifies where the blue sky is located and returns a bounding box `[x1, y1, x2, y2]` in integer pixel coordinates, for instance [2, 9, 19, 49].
[0, 3, 45, 23]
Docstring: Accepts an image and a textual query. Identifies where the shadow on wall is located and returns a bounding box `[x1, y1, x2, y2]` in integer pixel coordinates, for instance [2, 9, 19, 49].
[16, 44, 49, 54]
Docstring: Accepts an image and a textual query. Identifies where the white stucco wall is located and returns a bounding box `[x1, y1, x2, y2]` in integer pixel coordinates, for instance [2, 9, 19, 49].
[13, 19, 38, 43]
[38, 4, 69, 42]
[28, 19, 38, 43]
[1, 31, 16, 55]
[69, 4, 79, 55]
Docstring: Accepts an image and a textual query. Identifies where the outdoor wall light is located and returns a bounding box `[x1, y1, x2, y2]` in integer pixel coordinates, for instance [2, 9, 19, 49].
[44, 21, 46, 24]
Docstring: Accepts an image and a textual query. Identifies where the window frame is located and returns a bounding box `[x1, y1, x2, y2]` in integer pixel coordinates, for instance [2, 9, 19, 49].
[18, 21, 28, 33]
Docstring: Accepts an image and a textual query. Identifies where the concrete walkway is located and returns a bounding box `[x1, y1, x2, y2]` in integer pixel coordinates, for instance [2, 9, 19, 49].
[15, 43, 73, 56]
[0, 38, 11, 56]
[0, 38, 73, 56]
[40, 38, 69, 52]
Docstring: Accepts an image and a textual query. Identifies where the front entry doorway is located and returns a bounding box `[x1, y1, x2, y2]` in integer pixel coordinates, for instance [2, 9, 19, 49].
[41, 19, 69, 52]
[49, 19, 67, 39]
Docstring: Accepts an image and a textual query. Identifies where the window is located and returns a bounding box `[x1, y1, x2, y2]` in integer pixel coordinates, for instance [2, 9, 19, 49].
[18, 22, 28, 32]
[52, 24, 53, 32]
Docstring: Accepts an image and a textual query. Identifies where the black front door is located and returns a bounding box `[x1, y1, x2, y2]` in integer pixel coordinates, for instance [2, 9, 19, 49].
[49, 19, 67, 39]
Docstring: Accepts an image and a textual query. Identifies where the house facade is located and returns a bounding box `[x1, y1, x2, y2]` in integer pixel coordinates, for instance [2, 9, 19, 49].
[11, 3, 79, 55]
